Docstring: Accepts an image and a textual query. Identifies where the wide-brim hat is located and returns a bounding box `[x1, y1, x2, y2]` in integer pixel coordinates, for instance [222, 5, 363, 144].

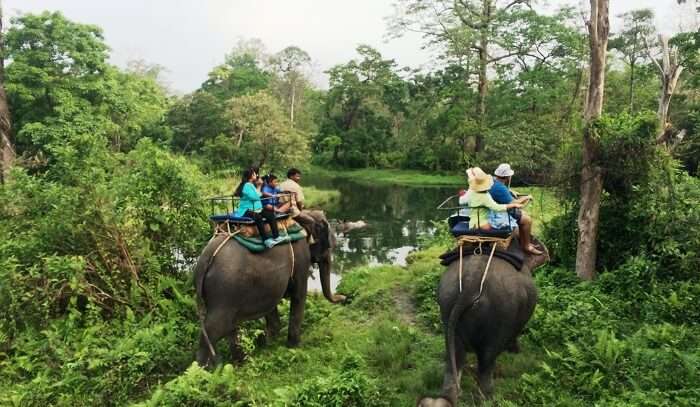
[494, 163, 514, 177]
[466, 167, 493, 192]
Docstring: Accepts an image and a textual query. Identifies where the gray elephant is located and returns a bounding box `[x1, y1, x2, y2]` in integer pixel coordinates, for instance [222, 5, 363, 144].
[419, 238, 549, 406]
[194, 210, 345, 366]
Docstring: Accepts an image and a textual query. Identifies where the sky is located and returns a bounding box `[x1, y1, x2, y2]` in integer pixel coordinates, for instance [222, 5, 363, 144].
[6, 0, 698, 93]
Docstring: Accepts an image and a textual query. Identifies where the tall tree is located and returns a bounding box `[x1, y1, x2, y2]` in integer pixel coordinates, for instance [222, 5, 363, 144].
[648, 35, 685, 144]
[270, 46, 311, 127]
[0, 0, 14, 184]
[609, 9, 655, 112]
[390, 0, 574, 153]
[576, 0, 609, 281]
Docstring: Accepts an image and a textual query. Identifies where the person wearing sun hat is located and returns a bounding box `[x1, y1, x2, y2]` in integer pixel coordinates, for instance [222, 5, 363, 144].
[463, 167, 523, 230]
[489, 163, 542, 255]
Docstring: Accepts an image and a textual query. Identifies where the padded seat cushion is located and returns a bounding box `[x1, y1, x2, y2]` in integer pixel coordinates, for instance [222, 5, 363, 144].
[450, 221, 512, 239]
[209, 212, 290, 223]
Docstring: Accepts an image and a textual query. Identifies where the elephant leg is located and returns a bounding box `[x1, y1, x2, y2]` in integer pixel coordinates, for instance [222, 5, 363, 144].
[228, 326, 245, 364]
[196, 309, 232, 368]
[476, 348, 498, 399]
[441, 335, 467, 406]
[264, 307, 282, 344]
[287, 278, 308, 348]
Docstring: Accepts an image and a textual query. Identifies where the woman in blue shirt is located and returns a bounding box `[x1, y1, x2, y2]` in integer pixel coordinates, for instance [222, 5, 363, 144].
[233, 168, 281, 248]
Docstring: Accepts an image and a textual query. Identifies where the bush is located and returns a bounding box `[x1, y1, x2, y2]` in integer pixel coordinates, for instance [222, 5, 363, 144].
[290, 354, 386, 407]
[134, 363, 250, 407]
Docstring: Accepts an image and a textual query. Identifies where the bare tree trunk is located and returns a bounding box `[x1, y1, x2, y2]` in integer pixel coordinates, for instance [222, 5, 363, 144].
[629, 61, 635, 112]
[236, 129, 244, 148]
[652, 35, 683, 144]
[290, 82, 296, 128]
[0, 0, 14, 185]
[576, 0, 609, 281]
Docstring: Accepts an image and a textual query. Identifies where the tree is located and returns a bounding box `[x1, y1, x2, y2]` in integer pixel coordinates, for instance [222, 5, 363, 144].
[5, 11, 109, 158]
[0, 1, 13, 184]
[390, 0, 581, 154]
[609, 9, 655, 112]
[576, 0, 609, 281]
[318, 45, 407, 167]
[227, 91, 309, 170]
[270, 46, 312, 127]
[648, 35, 685, 144]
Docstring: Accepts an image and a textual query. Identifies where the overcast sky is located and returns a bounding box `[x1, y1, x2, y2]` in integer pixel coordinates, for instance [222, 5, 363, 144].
[6, 1, 698, 93]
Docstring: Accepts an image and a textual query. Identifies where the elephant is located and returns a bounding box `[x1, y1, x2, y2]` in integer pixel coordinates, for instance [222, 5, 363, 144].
[194, 210, 345, 367]
[419, 238, 549, 406]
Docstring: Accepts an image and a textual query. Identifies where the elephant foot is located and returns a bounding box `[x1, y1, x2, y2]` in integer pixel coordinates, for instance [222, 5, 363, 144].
[231, 348, 246, 365]
[254, 331, 269, 348]
[286, 337, 301, 348]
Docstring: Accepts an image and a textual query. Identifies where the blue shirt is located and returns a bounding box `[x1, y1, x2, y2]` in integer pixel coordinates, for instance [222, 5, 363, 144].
[261, 184, 280, 207]
[235, 182, 262, 217]
[489, 179, 513, 204]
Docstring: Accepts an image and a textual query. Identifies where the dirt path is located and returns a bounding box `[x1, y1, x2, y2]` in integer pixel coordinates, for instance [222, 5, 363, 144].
[392, 286, 418, 326]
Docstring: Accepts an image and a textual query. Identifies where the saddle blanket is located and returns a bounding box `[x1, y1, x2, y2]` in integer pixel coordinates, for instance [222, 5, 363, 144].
[439, 237, 525, 270]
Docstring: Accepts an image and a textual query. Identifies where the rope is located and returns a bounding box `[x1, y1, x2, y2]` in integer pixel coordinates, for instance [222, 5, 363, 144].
[479, 244, 498, 295]
[455, 234, 510, 293]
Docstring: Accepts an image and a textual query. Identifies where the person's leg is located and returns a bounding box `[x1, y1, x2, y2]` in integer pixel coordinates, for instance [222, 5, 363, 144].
[246, 210, 269, 241]
[261, 208, 279, 239]
[294, 211, 315, 233]
[517, 212, 542, 255]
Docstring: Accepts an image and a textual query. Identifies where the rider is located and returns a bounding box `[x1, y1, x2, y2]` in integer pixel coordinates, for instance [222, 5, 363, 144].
[234, 168, 283, 248]
[489, 163, 542, 255]
[279, 168, 315, 233]
[261, 174, 291, 213]
[464, 167, 523, 230]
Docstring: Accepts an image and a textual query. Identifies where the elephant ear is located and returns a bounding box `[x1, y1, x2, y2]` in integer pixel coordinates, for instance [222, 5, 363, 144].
[313, 213, 333, 253]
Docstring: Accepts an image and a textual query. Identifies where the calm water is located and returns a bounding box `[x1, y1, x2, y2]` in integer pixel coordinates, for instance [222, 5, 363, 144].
[304, 173, 459, 291]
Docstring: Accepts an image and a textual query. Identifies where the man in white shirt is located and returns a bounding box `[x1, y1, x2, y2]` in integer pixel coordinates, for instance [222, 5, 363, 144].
[279, 168, 315, 234]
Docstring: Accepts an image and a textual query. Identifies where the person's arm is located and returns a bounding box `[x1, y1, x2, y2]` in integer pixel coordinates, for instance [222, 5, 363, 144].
[242, 183, 261, 201]
[483, 193, 520, 212]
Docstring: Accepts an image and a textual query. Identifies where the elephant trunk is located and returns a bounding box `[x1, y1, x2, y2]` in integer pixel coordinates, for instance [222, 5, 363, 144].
[319, 254, 345, 304]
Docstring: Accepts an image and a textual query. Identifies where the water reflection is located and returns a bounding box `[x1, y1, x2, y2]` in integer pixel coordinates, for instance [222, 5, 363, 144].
[305, 174, 459, 273]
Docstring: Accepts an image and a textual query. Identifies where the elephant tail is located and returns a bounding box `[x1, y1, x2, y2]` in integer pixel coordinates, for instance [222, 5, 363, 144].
[194, 235, 233, 360]
[447, 286, 481, 392]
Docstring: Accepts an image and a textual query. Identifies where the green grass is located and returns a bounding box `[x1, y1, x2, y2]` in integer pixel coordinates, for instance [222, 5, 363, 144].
[313, 166, 465, 187]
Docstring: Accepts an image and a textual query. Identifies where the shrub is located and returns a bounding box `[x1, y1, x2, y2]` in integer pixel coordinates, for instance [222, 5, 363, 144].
[290, 354, 386, 407]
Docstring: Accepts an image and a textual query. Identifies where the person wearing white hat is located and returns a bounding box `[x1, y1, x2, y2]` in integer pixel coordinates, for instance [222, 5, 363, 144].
[489, 163, 542, 255]
[463, 167, 523, 231]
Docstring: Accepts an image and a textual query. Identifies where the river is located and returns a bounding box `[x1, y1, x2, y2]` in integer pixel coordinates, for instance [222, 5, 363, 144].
[303, 173, 459, 292]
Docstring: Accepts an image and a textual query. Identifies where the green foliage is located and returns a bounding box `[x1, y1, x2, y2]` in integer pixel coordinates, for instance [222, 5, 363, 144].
[227, 91, 310, 170]
[517, 266, 700, 406]
[545, 112, 700, 280]
[0, 140, 208, 337]
[290, 354, 386, 407]
[135, 364, 250, 406]
[6, 11, 170, 159]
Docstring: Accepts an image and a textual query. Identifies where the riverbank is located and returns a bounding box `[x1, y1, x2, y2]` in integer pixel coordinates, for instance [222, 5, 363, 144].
[312, 166, 465, 187]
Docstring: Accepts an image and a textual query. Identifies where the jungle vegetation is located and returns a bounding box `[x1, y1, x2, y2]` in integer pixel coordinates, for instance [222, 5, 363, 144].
[1, 3, 700, 406]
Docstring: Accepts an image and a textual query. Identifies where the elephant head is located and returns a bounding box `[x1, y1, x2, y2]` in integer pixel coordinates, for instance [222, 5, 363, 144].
[416, 396, 452, 407]
[305, 210, 345, 304]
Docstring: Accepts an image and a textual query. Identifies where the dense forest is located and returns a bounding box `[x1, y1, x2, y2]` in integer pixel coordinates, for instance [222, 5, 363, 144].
[1, 1, 700, 406]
